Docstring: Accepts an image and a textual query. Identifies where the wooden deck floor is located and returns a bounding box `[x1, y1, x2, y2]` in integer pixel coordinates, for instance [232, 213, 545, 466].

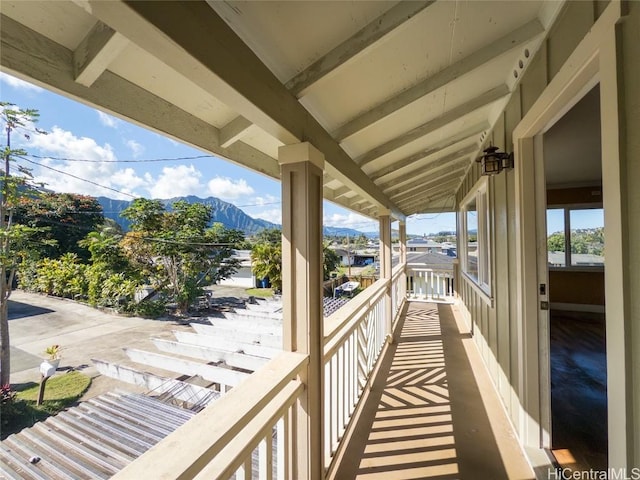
[333, 301, 535, 480]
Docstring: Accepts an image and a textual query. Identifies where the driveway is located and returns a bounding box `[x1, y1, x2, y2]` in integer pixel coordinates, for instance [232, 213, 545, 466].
[6, 289, 243, 399]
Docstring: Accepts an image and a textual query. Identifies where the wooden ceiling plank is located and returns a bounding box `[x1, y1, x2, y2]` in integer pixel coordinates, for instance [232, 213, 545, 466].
[356, 84, 510, 167]
[334, 19, 544, 141]
[377, 147, 475, 190]
[369, 123, 486, 181]
[391, 177, 461, 204]
[285, 1, 435, 96]
[386, 166, 467, 198]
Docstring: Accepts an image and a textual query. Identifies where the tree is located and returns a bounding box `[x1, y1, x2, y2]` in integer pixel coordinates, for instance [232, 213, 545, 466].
[121, 199, 243, 313]
[251, 242, 282, 291]
[323, 244, 340, 281]
[547, 232, 565, 252]
[0, 102, 48, 385]
[13, 192, 104, 260]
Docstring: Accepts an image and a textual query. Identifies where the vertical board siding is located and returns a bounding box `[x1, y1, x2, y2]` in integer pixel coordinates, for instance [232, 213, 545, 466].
[453, 0, 604, 441]
[547, 1, 595, 79]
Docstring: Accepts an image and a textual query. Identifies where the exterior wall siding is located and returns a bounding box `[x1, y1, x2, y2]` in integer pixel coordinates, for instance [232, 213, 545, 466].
[454, 0, 617, 446]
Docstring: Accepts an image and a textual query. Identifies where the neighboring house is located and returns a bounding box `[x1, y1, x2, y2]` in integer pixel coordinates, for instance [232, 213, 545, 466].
[406, 238, 442, 253]
[406, 252, 455, 301]
[217, 249, 255, 288]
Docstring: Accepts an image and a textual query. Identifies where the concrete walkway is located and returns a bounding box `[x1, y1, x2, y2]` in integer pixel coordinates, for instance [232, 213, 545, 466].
[7, 287, 250, 400]
[334, 301, 534, 479]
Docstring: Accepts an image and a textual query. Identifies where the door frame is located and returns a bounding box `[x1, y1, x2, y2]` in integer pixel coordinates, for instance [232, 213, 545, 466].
[512, 1, 629, 467]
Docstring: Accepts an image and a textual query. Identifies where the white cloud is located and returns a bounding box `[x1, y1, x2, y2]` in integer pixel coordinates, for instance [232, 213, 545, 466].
[148, 164, 204, 199]
[125, 139, 144, 158]
[207, 176, 254, 200]
[97, 111, 118, 128]
[0, 72, 43, 92]
[250, 194, 279, 207]
[251, 208, 282, 224]
[324, 212, 376, 231]
[24, 126, 144, 199]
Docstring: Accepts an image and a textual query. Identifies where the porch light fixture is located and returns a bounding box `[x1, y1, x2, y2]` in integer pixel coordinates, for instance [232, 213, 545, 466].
[476, 145, 514, 176]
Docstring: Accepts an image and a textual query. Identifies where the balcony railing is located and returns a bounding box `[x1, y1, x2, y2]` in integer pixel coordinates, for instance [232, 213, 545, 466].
[409, 268, 455, 301]
[113, 262, 408, 479]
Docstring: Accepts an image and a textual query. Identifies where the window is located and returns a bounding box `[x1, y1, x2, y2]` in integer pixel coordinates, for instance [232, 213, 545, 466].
[460, 179, 491, 295]
[547, 206, 604, 268]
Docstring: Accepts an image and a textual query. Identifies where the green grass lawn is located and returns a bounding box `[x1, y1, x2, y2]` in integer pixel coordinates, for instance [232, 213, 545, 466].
[245, 287, 275, 297]
[1, 371, 91, 439]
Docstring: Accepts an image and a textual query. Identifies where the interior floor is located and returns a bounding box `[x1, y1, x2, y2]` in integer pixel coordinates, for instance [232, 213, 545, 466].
[550, 310, 607, 472]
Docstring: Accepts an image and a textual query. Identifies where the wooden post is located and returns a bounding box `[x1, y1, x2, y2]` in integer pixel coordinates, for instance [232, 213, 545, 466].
[36, 375, 48, 406]
[278, 142, 324, 480]
[379, 210, 393, 340]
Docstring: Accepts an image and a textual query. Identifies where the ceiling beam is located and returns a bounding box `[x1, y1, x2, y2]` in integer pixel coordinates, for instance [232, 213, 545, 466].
[220, 116, 254, 149]
[392, 177, 461, 204]
[369, 123, 486, 181]
[334, 19, 544, 141]
[0, 14, 282, 182]
[73, 21, 129, 87]
[88, 1, 403, 220]
[401, 191, 457, 214]
[386, 166, 467, 198]
[377, 146, 475, 190]
[284, 1, 435, 96]
[356, 84, 510, 167]
[326, 186, 351, 201]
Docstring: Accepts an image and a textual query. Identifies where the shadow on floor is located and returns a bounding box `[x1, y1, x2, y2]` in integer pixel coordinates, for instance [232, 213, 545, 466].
[333, 302, 525, 479]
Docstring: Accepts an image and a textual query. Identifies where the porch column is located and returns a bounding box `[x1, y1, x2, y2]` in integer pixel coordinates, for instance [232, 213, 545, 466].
[278, 142, 324, 480]
[399, 220, 407, 300]
[379, 209, 393, 339]
[399, 220, 407, 265]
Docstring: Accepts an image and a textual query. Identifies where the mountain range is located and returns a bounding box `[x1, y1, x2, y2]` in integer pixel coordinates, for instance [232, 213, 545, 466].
[97, 195, 370, 237]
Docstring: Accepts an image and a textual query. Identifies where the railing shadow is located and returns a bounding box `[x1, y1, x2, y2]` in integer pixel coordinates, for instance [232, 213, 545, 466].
[333, 301, 515, 479]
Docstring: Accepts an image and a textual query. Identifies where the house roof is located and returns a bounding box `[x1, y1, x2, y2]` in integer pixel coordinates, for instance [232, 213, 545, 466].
[1, 1, 565, 219]
[407, 251, 455, 269]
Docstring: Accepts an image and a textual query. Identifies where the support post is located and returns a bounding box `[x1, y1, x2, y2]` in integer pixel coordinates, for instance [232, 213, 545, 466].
[379, 210, 393, 340]
[278, 142, 325, 480]
[399, 220, 407, 299]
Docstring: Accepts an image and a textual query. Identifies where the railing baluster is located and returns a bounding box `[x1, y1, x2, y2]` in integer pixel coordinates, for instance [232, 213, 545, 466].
[259, 434, 273, 480]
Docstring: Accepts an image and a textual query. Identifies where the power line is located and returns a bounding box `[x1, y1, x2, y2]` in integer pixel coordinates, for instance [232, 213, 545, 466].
[25, 153, 216, 163]
[16, 155, 139, 199]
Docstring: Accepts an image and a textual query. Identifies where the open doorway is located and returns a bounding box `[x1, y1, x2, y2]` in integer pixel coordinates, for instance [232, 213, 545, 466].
[542, 85, 607, 471]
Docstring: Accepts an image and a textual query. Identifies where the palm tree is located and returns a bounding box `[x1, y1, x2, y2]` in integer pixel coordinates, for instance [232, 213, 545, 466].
[251, 243, 282, 291]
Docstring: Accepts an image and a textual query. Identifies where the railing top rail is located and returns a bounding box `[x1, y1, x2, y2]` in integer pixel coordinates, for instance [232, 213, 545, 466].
[111, 351, 308, 480]
[324, 278, 388, 347]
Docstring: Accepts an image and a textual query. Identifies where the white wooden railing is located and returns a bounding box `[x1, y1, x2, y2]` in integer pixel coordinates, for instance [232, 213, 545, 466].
[323, 277, 388, 470]
[111, 352, 308, 480]
[114, 263, 408, 480]
[391, 263, 406, 324]
[409, 268, 454, 301]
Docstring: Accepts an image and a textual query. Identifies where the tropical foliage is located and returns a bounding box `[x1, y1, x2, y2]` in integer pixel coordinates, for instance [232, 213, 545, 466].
[0, 102, 50, 385]
[121, 199, 243, 313]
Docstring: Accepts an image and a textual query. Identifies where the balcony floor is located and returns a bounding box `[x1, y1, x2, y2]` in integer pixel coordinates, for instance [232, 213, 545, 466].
[333, 301, 535, 480]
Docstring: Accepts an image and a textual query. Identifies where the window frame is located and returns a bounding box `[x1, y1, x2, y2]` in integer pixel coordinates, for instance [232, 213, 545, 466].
[460, 178, 492, 302]
[547, 203, 604, 271]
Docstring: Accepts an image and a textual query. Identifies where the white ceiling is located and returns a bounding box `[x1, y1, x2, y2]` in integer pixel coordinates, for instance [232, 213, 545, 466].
[0, 0, 567, 219]
[544, 85, 602, 188]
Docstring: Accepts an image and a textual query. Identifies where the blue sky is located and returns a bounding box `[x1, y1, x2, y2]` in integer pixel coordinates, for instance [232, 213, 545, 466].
[0, 72, 457, 235]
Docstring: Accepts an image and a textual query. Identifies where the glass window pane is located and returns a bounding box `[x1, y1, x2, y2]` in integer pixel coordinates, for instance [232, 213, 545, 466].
[570, 209, 604, 266]
[547, 208, 565, 267]
[466, 200, 478, 280]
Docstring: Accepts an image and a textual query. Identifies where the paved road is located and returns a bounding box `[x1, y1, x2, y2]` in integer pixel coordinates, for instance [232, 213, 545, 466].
[6, 286, 250, 399]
